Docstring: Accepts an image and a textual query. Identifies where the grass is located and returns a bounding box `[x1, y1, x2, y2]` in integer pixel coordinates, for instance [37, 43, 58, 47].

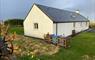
[8, 26, 24, 35]
[9, 26, 95, 60]
[36, 32, 95, 60]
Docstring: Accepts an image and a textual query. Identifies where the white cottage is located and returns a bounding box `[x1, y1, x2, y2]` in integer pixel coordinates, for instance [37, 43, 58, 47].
[24, 4, 89, 39]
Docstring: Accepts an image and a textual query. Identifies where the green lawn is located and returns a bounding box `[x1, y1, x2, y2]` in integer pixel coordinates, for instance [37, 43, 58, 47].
[8, 26, 24, 35]
[35, 32, 95, 60]
[9, 27, 95, 60]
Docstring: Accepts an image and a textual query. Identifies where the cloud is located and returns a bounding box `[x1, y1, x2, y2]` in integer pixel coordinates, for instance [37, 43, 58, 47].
[0, 0, 95, 20]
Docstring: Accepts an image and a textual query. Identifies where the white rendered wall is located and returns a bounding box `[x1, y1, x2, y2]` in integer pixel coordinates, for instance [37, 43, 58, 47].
[53, 22, 89, 37]
[24, 4, 53, 39]
[53, 23, 73, 37]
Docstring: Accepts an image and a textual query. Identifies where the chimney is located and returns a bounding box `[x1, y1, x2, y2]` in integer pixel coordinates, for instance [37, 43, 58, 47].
[75, 10, 80, 14]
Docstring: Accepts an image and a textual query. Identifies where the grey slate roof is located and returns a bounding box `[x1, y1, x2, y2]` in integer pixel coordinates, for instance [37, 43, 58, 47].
[35, 4, 89, 23]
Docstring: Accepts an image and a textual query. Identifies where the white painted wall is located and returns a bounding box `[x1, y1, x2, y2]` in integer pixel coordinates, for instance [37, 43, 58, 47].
[53, 22, 89, 37]
[74, 22, 82, 33]
[24, 4, 53, 39]
[75, 22, 89, 33]
[57, 23, 73, 37]
[53, 24, 56, 35]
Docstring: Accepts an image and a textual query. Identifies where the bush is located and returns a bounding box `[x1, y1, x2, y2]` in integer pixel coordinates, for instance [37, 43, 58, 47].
[4, 19, 24, 26]
[89, 23, 95, 29]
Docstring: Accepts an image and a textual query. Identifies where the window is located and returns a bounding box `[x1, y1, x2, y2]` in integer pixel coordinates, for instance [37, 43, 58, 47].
[34, 23, 38, 29]
[86, 22, 88, 26]
[73, 22, 75, 27]
[80, 22, 82, 26]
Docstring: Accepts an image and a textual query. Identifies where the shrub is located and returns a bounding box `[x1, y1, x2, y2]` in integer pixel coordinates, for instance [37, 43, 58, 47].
[89, 23, 95, 29]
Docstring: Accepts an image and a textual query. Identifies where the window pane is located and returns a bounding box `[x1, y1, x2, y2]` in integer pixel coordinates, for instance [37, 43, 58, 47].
[34, 23, 38, 29]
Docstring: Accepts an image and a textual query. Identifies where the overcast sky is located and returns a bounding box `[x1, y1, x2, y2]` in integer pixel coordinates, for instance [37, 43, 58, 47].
[0, 0, 95, 20]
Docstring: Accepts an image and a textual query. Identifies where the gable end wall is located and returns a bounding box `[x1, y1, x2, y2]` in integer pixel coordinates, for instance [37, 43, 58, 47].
[24, 4, 53, 39]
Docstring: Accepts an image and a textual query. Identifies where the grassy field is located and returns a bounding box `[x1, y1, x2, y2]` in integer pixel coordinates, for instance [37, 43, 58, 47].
[9, 26, 95, 60]
[8, 26, 24, 35]
[35, 32, 95, 60]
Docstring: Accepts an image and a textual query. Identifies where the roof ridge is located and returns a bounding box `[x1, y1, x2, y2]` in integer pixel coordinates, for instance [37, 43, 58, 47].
[34, 3, 89, 22]
[35, 3, 74, 13]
